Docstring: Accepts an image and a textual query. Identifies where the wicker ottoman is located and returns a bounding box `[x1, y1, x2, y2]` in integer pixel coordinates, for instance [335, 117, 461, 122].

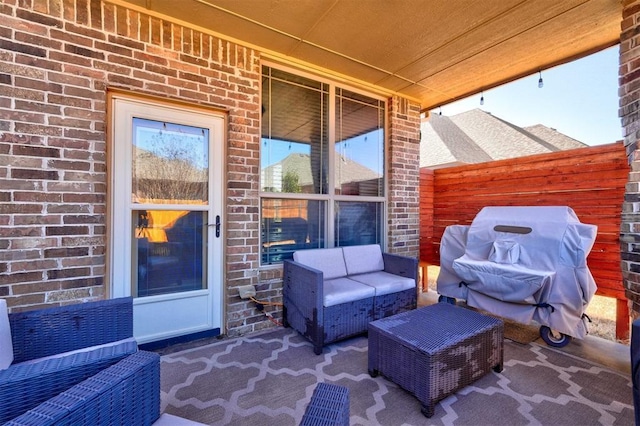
[368, 303, 503, 417]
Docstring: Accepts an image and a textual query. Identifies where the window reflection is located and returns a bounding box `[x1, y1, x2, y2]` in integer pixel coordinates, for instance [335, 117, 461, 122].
[261, 199, 325, 264]
[335, 89, 385, 196]
[260, 66, 387, 264]
[132, 118, 209, 203]
[335, 201, 383, 247]
[261, 69, 329, 195]
[133, 210, 206, 297]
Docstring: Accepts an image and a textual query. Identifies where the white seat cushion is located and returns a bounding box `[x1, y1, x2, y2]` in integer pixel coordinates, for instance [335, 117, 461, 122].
[323, 277, 375, 307]
[294, 247, 347, 280]
[0, 299, 13, 370]
[349, 271, 415, 296]
[342, 245, 384, 275]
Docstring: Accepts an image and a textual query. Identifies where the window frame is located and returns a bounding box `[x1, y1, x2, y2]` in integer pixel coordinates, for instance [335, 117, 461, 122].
[260, 62, 388, 265]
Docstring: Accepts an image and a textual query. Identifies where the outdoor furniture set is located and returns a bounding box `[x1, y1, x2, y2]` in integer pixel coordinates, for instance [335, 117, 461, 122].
[0, 297, 161, 425]
[284, 244, 505, 418]
[0, 242, 507, 423]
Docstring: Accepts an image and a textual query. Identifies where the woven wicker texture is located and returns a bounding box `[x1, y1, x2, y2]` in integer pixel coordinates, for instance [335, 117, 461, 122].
[373, 287, 416, 320]
[300, 382, 350, 426]
[0, 297, 161, 424]
[9, 297, 133, 363]
[6, 351, 161, 426]
[0, 341, 138, 423]
[368, 303, 503, 417]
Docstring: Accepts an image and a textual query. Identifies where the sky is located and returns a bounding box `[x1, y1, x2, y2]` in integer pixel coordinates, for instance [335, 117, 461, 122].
[431, 45, 621, 146]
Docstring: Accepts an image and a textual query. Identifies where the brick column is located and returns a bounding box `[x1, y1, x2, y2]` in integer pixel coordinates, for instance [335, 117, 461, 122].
[620, 0, 640, 320]
[387, 96, 421, 258]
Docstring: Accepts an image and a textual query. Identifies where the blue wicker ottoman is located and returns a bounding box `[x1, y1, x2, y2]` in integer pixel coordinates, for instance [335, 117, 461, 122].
[368, 303, 503, 417]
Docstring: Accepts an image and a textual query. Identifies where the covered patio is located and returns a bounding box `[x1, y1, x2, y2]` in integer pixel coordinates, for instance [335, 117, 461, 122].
[117, 0, 639, 335]
[2, 0, 640, 423]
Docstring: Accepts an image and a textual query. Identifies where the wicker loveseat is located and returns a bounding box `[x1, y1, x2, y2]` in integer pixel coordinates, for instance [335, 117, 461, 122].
[0, 297, 161, 425]
[283, 244, 418, 354]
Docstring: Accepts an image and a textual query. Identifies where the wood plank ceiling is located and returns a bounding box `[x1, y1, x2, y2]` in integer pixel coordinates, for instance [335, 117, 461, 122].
[117, 0, 622, 111]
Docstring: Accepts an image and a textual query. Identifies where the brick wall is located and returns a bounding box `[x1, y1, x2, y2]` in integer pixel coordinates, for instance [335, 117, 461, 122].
[620, 0, 640, 319]
[0, 0, 263, 332]
[0, 0, 421, 337]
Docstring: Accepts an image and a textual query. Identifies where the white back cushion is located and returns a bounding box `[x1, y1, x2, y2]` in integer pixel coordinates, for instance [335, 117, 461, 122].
[342, 244, 384, 275]
[0, 299, 13, 370]
[293, 248, 347, 280]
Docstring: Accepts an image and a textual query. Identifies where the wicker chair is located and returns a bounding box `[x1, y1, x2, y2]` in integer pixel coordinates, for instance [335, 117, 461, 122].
[0, 297, 161, 425]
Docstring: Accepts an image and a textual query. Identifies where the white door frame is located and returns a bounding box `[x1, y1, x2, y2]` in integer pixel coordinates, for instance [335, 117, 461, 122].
[108, 93, 225, 344]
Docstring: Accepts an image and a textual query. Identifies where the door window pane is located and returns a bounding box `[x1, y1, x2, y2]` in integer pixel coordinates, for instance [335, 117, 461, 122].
[335, 89, 385, 196]
[335, 201, 383, 247]
[133, 210, 206, 297]
[261, 199, 325, 264]
[132, 118, 209, 204]
[261, 67, 329, 194]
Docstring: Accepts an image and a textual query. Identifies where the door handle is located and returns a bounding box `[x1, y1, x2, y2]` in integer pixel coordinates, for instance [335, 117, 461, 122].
[215, 215, 221, 238]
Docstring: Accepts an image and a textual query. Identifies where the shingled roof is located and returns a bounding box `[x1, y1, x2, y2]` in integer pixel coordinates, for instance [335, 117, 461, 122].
[420, 109, 587, 169]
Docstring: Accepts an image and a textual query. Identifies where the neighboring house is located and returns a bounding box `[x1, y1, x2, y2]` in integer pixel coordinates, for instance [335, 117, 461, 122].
[420, 109, 587, 169]
[261, 152, 381, 193]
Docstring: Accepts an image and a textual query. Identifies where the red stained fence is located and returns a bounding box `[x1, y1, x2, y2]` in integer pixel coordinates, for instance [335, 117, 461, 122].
[420, 142, 630, 338]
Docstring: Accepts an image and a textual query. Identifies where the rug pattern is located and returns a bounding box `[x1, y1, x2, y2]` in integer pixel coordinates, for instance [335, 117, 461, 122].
[160, 328, 633, 425]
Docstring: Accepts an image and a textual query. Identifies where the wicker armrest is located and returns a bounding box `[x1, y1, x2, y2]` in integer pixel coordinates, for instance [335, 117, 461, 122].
[283, 260, 326, 354]
[382, 252, 418, 281]
[9, 297, 134, 363]
[5, 351, 161, 426]
[283, 260, 324, 321]
[0, 340, 138, 424]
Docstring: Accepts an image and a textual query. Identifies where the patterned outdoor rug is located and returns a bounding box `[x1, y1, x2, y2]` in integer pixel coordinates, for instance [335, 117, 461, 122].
[160, 328, 633, 425]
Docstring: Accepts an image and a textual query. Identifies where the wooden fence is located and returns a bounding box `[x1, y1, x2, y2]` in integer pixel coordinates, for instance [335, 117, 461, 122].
[420, 142, 630, 338]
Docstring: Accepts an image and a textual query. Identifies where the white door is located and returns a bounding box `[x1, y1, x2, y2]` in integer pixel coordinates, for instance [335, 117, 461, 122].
[110, 95, 224, 344]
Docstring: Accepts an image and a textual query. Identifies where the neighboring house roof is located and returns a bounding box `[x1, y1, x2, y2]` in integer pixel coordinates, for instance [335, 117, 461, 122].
[420, 109, 587, 169]
[262, 151, 381, 191]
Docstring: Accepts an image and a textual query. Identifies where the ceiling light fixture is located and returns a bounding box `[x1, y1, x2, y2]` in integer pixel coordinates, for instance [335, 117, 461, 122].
[538, 71, 544, 88]
[480, 91, 484, 106]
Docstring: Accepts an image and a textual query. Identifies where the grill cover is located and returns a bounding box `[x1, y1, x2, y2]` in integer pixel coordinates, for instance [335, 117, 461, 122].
[437, 206, 597, 339]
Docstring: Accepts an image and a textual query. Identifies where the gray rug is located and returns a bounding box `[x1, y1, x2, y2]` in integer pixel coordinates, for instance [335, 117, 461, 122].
[160, 328, 633, 425]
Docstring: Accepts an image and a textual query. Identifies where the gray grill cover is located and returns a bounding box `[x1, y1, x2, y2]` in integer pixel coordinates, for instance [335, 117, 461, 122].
[437, 206, 597, 339]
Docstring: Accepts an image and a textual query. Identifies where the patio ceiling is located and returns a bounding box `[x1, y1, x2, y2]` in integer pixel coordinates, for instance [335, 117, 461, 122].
[117, 0, 621, 111]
